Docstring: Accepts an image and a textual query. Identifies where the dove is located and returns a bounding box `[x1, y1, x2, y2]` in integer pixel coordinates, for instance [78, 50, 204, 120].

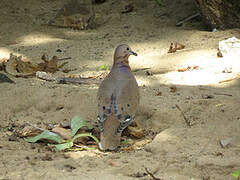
[97, 44, 139, 150]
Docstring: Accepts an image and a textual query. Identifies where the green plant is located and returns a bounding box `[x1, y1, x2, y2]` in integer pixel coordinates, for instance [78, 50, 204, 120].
[99, 64, 110, 71]
[24, 116, 99, 151]
[232, 170, 240, 179]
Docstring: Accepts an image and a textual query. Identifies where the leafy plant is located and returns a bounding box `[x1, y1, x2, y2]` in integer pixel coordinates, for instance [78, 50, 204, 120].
[25, 116, 99, 151]
[232, 170, 240, 179]
[99, 64, 110, 71]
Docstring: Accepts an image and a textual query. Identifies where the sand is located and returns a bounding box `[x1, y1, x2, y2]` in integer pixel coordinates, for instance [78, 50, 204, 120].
[0, 0, 240, 179]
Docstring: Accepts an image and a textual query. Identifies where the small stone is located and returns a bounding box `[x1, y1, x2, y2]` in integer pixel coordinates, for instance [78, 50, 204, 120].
[219, 138, 232, 148]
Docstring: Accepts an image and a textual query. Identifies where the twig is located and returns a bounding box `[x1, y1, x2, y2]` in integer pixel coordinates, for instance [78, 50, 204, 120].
[144, 167, 162, 180]
[26, 122, 46, 132]
[36, 71, 101, 84]
[175, 104, 191, 127]
[219, 77, 238, 83]
[176, 12, 200, 26]
[56, 77, 101, 85]
[214, 92, 232, 97]
[58, 57, 72, 61]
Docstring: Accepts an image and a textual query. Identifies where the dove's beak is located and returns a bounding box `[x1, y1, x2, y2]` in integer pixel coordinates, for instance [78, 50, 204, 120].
[130, 50, 138, 56]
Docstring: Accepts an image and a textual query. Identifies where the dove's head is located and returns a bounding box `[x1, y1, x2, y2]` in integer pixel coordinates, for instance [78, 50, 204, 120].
[114, 44, 137, 64]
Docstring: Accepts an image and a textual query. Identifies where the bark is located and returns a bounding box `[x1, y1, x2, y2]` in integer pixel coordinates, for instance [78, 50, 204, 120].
[195, 0, 240, 29]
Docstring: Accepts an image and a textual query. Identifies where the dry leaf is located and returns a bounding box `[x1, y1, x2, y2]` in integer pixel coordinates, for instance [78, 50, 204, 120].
[4, 54, 69, 77]
[168, 43, 177, 53]
[17, 125, 42, 137]
[170, 86, 177, 93]
[4, 53, 38, 77]
[38, 56, 59, 73]
[175, 42, 185, 50]
[156, 92, 162, 96]
[121, 146, 134, 152]
[177, 65, 199, 72]
[74, 136, 89, 144]
[52, 125, 71, 140]
[134, 139, 152, 147]
[0, 58, 8, 63]
[48, 1, 96, 30]
[127, 121, 144, 139]
[217, 49, 223, 58]
[168, 42, 185, 53]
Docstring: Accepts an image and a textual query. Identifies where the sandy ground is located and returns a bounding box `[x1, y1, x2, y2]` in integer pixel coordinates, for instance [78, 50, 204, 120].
[0, 0, 240, 179]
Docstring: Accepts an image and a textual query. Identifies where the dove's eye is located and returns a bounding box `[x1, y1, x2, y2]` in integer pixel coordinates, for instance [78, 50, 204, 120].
[126, 47, 129, 51]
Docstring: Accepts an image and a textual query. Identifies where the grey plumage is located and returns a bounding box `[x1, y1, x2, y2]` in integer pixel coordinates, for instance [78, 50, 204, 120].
[97, 44, 139, 150]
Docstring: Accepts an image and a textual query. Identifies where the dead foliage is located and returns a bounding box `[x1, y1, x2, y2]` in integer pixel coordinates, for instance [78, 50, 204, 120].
[168, 42, 185, 53]
[126, 121, 144, 139]
[2, 53, 69, 78]
[177, 65, 199, 72]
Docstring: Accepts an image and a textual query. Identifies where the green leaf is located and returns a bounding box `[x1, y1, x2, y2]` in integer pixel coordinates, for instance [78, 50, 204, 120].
[232, 171, 240, 178]
[70, 116, 93, 137]
[72, 133, 99, 144]
[99, 64, 109, 71]
[53, 142, 74, 151]
[24, 131, 62, 143]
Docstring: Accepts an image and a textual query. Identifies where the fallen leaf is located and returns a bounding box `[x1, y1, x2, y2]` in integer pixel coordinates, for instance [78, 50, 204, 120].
[4, 53, 38, 77]
[37, 56, 59, 73]
[175, 42, 185, 50]
[17, 125, 42, 137]
[53, 142, 73, 151]
[4, 53, 69, 77]
[135, 139, 152, 147]
[0, 58, 8, 63]
[168, 42, 185, 53]
[70, 116, 93, 137]
[24, 130, 62, 143]
[127, 121, 144, 139]
[72, 133, 99, 144]
[177, 65, 199, 72]
[121, 146, 134, 152]
[170, 86, 177, 93]
[156, 92, 162, 96]
[52, 125, 72, 140]
[168, 43, 176, 53]
[217, 49, 223, 57]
